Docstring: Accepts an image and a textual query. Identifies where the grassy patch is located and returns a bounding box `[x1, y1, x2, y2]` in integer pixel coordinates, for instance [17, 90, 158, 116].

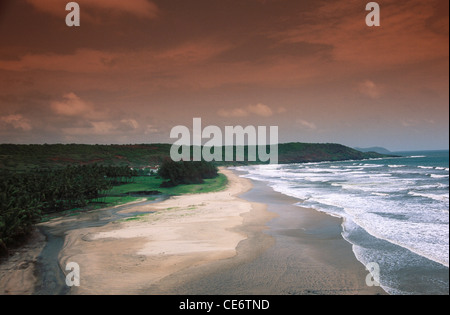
[108, 177, 161, 195]
[121, 214, 148, 222]
[40, 196, 144, 222]
[108, 174, 228, 196]
[160, 173, 228, 195]
[40, 174, 227, 222]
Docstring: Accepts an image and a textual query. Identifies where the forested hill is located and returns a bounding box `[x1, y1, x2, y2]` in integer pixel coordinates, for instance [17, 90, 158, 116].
[0, 144, 171, 171]
[0, 143, 397, 171]
[276, 143, 396, 163]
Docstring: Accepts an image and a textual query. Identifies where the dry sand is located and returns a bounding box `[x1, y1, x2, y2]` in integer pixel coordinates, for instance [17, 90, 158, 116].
[58, 168, 273, 294]
[167, 179, 387, 295]
[0, 167, 385, 295]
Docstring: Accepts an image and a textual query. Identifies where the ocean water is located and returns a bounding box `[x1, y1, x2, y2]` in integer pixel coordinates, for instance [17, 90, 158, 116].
[233, 150, 449, 295]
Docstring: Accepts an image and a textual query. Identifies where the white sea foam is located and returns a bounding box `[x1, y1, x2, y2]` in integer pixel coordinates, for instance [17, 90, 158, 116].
[430, 174, 449, 179]
[414, 183, 449, 190]
[372, 192, 389, 196]
[408, 191, 449, 202]
[236, 156, 450, 268]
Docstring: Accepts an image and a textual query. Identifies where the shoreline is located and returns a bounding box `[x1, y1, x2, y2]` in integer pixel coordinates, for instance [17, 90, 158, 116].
[58, 168, 271, 294]
[163, 171, 386, 295]
[0, 168, 264, 295]
[1, 167, 386, 295]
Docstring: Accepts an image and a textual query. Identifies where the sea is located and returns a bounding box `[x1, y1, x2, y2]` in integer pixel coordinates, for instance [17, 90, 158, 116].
[233, 150, 449, 295]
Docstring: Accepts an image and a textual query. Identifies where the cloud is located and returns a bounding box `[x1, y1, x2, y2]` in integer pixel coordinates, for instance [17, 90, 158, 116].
[61, 122, 112, 136]
[277, 107, 287, 114]
[145, 124, 159, 134]
[51, 92, 93, 117]
[0, 41, 229, 74]
[119, 119, 140, 131]
[61, 119, 140, 136]
[358, 80, 382, 99]
[50, 93, 141, 136]
[271, 0, 449, 68]
[0, 49, 119, 73]
[218, 103, 274, 118]
[0, 114, 32, 131]
[155, 41, 233, 65]
[217, 108, 248, 118]
[401, 118, 437, 128]
[26, 0, 159, 19]
[297, 119, 317, 130]
[247, 103, 274, 117]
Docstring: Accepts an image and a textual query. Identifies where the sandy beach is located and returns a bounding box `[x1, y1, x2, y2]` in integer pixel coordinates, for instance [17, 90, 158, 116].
[1, 167, 386, 295]
[168, 176, 386, 295]
[55, 168, 273, 294]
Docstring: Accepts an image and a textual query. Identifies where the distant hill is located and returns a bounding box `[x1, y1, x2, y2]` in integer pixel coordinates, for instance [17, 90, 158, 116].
[276, 143, 395, 164]
[0, 144, 172, 171]
[354, 146, 393, 155]
[0, 143, 395, 171]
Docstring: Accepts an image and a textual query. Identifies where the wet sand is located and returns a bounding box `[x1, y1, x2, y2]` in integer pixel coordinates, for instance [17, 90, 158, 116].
[57, 168, 273, 294]
[157, 173, 386, 295]
[0, 168, 386, 295]
[0, 229, 46, 295]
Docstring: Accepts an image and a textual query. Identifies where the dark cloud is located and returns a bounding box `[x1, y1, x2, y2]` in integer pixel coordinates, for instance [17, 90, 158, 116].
[214, 34, 333, 64]
[0, 0, 448, 149]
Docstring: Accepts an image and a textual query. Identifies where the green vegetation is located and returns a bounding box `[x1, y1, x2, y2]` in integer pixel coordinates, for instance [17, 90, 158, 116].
[39, 195, 145, 223]
[0, 143, 171, 172]
[275, 143, 391, 163]
[160, 174, 228, 195]
[0, 142, 395, 255]
[0, 143, 396, 171]
[109, 173, 227, 196]
[158, 159, 218, 187]
[0, 160, 226, 255]
[0, 164, 136, 254]
[120, 214, 149, 223]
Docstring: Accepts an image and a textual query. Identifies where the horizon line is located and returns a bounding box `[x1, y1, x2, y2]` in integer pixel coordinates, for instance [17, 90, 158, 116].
[0, 142, 448, 152]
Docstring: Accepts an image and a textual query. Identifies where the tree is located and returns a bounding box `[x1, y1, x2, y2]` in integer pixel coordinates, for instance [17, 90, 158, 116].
[158, 159, 218, 187]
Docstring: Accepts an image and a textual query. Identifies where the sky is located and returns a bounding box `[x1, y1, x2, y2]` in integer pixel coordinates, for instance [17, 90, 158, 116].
[0, 0, 448, 151]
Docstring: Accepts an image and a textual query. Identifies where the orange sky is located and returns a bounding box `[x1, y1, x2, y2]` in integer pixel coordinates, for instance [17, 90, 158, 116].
[0, 0, 448, 150]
